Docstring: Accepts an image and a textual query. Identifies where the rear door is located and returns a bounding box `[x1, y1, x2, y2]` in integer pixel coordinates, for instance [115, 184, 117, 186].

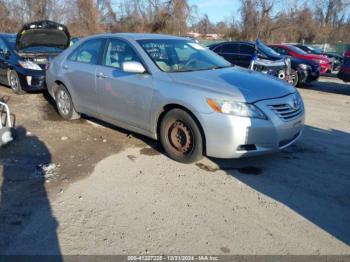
[62, 38, 105, 115]
[219, 43, 240, 65]
[95, 38, 154, 131]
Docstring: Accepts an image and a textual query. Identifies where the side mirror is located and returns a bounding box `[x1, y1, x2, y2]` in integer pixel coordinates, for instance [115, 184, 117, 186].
[122, 61, 146, 74]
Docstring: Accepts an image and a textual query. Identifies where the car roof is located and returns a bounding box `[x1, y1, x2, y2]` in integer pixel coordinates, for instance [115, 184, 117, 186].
[212, 41, 255, 45]
[269, 44, 289, 48]
[85, 33, 189, 41]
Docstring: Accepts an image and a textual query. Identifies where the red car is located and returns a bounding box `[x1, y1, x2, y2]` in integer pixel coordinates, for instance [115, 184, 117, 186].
[269, 44, 331, 74]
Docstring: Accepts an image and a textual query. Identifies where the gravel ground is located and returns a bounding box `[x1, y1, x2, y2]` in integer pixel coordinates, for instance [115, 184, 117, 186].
[0, 77, 349, 255]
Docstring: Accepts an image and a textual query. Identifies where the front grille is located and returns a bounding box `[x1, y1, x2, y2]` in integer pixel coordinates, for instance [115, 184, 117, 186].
[269, 103, 303, 121]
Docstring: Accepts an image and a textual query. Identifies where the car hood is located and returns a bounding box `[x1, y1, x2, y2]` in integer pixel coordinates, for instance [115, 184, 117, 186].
[16, 20, 70, 51]
[289, 56, 319, 67]
[169, 67, 295, 103]
[302, 53, 330, 62]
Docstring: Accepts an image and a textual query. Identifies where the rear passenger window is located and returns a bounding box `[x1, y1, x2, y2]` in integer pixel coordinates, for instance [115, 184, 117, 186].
[68, 39, 104, 64]
[222, 43, 239, 54]
[240, 44, 255, 55]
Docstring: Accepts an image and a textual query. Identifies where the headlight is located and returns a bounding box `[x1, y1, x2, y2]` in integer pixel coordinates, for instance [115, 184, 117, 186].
[298, 64, 309, 70]
[295, 91, 304, 107]
[18, 60, 42, 71]
[207, 98, 267, 119]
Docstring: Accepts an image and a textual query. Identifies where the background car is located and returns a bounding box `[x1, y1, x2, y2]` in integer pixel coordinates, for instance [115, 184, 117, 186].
[209, 40, 320, 87]
[0, 20, 70, 94]
[344, 49, 350, 63]
[208, 41, 291, 83]
[46, 34, 304, 163]
[338, 58, 350, 83]
[294, 44, 343, 72]
[269, 44, 331, 74]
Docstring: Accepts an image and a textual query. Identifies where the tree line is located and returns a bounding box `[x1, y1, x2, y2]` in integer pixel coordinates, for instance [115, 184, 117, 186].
[0, 0, 349, 43]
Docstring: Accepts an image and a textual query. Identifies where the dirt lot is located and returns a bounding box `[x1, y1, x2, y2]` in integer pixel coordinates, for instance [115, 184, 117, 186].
[0, 77, 349, 255]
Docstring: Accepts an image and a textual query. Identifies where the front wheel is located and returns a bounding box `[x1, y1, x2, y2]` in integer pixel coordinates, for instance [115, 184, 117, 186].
[8, 70, 25, 95]
[160, 109, 203, 163]
[290, 69, 300, 87]
[55, 85, 80, 120]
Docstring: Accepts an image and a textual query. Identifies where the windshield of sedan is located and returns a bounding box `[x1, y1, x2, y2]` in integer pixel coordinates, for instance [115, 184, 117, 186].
[307, 46, 323, 54]
[137, 39, 232, 72]
[257, 40, 281, 58]
[4, 35, 16, 50]
[20, 46, 63, 53]
[287, 45, 308, 55]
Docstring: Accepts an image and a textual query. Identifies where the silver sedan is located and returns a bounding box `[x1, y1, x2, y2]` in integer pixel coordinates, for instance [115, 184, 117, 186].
[46, 34, 304, 163]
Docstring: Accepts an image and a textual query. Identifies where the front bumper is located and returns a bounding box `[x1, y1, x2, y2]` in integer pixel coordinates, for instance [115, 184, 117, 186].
[307, 69, 320, 82]
[16, 67, 46, 91]
[200, 94, 305, 158]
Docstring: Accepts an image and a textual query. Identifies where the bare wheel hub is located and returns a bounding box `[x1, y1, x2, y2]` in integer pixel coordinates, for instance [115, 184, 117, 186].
[57, 90, 71, 115]
[169, 121, 193, 153]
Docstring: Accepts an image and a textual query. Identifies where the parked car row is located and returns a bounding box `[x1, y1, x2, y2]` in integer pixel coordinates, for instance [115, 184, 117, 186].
[208, 40, 321, 87]
[293, 44, 343, 72]
[0, 20, 305, 163]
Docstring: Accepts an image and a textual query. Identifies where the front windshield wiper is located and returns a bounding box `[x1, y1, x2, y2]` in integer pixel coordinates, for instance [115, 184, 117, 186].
[208, 65, 234, 70]
[169, 65, 233, 73]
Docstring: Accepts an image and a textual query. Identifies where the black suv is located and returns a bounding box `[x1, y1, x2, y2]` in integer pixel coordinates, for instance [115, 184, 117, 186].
[294, 44, 343, 72]
[209, 40, 320, 87]
[0, 20, 70, 94]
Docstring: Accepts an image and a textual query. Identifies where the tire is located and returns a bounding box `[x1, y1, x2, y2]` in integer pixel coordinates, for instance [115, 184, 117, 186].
[55, 84, 80, 120]
[291, 69, 300, 87]
[8, 70, 25, 95]
[160, 109, 203, 163]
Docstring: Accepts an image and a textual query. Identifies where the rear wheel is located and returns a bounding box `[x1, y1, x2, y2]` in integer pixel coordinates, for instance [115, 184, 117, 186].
[160, 109, 203, 163]
[55, 85, 80, 120]
[8, 70, 25, 95]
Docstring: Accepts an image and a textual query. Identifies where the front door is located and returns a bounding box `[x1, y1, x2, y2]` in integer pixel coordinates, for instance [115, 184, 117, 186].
[95, 38, 154, 132]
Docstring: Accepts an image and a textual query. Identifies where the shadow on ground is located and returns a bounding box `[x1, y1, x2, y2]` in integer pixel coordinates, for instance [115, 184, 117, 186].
[303, 79, 350, 96]
[0, 126, 61, 258]
[206, 125, 350, 245]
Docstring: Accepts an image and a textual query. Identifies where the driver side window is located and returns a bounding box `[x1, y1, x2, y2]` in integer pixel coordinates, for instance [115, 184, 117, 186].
[103, 39, 141, 70]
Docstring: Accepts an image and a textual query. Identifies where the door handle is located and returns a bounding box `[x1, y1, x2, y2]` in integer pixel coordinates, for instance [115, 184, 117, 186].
[97, 72, 107, 79]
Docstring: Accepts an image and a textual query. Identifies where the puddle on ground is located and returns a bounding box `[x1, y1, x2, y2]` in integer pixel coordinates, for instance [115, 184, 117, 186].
[140, 147, 160, 156]
[41, 103, 85, 124]
[195, 163, 262, 176]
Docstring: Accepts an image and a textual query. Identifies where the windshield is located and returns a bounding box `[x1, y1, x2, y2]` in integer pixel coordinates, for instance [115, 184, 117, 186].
[307, 46, 322, 54]
[137, 39, 232, 72]
[257, 40, 281, 58]
[287, 45, 308, 55]
[20, 46, 63, 53]
[4, 35, 16, 50]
